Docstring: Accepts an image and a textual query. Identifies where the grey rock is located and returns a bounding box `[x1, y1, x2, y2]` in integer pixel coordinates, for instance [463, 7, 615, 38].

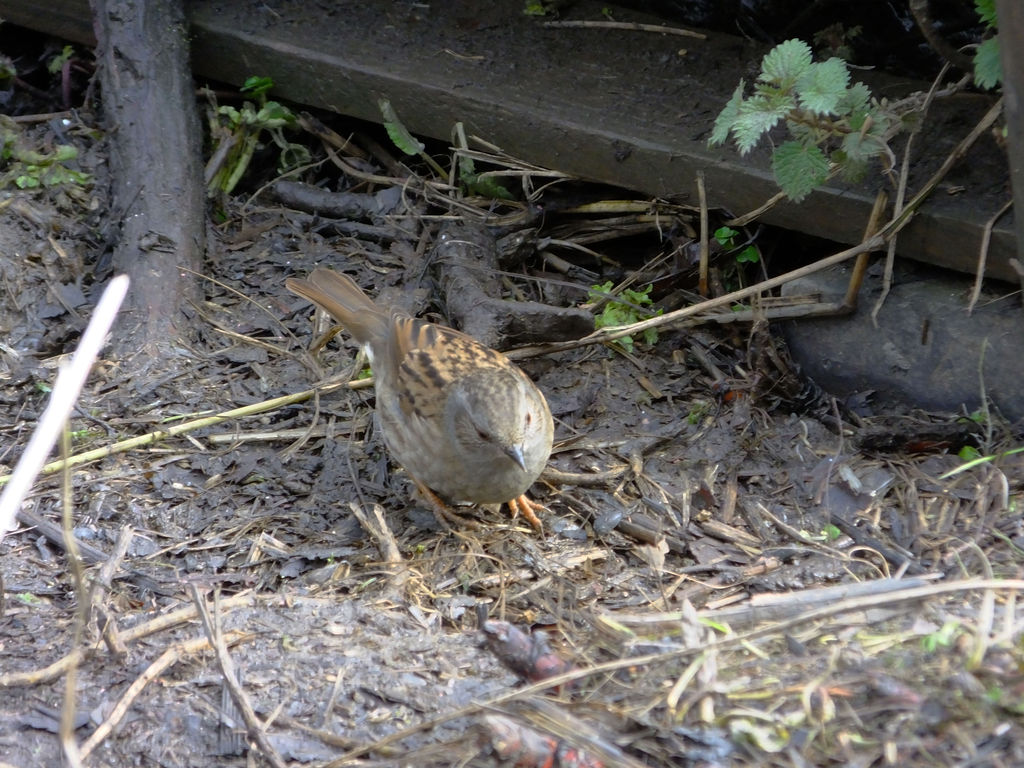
[780, 262, 1024, 422]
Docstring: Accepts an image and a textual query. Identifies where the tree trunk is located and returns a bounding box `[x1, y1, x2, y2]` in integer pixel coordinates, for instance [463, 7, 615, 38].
[996, 0, 1024, 272]
[91, 0, 204, 369]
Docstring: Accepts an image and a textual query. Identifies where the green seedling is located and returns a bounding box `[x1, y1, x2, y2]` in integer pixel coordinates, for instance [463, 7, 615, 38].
[0, 53, 15, 84]
[714, 226, 760, 264]
[941, 445, 1024, 478]
[589, 281, 663, 353]
[381, 101, 512, 200]
[46, 45, 75, 75]
[821, 523, 841, 541]
[958, 445, 982, 462]
[921, 620, 960, 653]
[379, 98, 448, 180]
[1, 122, 91, 190]
[457, 153, 513, 200]
[207, 76, 309, 196]
[523, 1, 557, 16]
[69, 428, 101, 442]
[686, 400, 711, 424]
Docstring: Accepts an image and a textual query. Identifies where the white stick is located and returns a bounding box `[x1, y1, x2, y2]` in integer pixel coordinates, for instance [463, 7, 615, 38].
[0, 275, 130, 543]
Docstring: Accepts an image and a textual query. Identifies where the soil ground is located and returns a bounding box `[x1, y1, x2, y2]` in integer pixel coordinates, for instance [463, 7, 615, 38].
[2, 15, 1024, 768]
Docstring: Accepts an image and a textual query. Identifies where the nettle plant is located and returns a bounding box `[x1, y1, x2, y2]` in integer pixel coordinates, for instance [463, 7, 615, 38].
[709, 39, 910, 202]
[972, 0, 1001, 90]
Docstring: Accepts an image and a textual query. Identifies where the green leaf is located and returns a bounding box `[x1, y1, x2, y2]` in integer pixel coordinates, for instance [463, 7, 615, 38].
[622, 284, 654, 306]
[785, 120, 821, 145]
[736, 246, 759, 264]
[258, 101, 293, 123]
[759, 39, 813, 87]
[217, 105, 241, 125]
[772, 140, 828, 202]
[732, 96, 790, 154]
[589, 282, 660, 352]
[241, 76, 275, 99]
[958, 445, 982, 462]
[458, 153, 514, 199]
[974, 36, 1002, 90]
[975, 0, 997, 27]
[0, 54, 15, 82]
[836, 153, 868, 183]
[378, 98, 425, 156]
[587, 280, 614, 302]
[795, 58, 850, 115]
[714, 226, 738, 245]
[709, 81, 745, 146]
[523, 0, 554, 16]
[53, 145, 78, 162]
[837, 82, 871, 116]
[839, 130, 870, 164]
[47, 45, 75, 75]
[460, 165, 514, 200]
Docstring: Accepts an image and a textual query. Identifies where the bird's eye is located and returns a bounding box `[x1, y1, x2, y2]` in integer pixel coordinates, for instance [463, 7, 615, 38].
[524, 412, 532, 427]
[476, 428, 490, 441]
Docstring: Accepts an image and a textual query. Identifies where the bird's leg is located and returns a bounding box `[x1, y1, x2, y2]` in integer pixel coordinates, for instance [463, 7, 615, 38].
[506, 495, 545, 531]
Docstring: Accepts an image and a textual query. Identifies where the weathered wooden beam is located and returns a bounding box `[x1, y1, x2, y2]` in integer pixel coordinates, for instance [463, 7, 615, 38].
[7, 0, 1015, 281]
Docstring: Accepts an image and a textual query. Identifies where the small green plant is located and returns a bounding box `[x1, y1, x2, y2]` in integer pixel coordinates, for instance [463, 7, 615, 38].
[942, 444, 1024, 478]
[0, 53, 15, 85]
[382, 103, 515, 199]
[380, 102, 512, 199]
[1, 119, 92, 190]
[972, 0, 1001, 90]
[686, 401, 711, 424]
[709, 38, 906, 202]
[966, 408, 987, 424]
[522, 1, 557, 16]
[379, 98, 448, 180]
[714, 226, 760, 264]
[921, 620, 961, 653]
[958, 445, 982, 462]
[207, 76, 309, 196]
[457, 153, 513, 200]
[46, 45, 76, 75]
[589, 281, 663, 353]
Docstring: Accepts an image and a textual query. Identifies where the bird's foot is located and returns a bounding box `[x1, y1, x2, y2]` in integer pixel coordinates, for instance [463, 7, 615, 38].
[415, 483, 481, 531]
[507, 495, 545, 531]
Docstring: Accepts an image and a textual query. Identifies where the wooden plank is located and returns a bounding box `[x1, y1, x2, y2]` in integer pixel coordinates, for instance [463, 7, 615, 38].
[7, 0, 1015, 281]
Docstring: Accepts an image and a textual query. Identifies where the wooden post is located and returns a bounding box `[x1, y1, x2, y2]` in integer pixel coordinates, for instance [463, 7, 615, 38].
[996, 0, 1024, 267]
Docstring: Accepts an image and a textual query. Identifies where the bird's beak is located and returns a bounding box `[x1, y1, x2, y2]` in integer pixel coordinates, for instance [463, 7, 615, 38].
[505, 443, 527, 471]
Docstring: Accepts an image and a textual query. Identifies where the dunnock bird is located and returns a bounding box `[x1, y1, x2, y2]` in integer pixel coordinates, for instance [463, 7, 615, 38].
[286, 268, 553, 529]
